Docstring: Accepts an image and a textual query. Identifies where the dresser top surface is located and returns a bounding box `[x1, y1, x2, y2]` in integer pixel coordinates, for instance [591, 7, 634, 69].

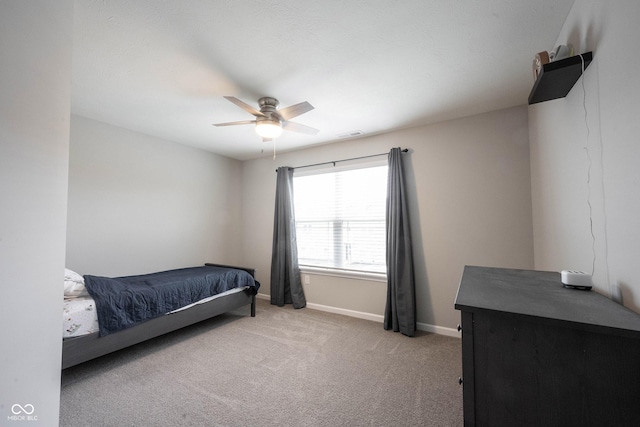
[455, 266, 640, 336]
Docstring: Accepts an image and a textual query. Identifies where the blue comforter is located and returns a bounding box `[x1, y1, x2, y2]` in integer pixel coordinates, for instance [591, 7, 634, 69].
[84, 265, 258, 336]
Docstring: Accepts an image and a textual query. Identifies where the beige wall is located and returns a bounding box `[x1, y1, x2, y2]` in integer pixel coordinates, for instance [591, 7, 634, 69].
[530, 1, 640, 311]
[0, 1, 73, 423]
[66, 116, 245, 277]
[242, 105, 534, 332]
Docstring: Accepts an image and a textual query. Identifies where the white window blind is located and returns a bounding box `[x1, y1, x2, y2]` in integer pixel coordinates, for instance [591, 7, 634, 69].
[293, 164, 388, 275]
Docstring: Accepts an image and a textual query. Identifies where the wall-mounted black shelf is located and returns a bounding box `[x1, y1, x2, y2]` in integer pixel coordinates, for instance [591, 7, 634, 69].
[528, 51, 593, 104]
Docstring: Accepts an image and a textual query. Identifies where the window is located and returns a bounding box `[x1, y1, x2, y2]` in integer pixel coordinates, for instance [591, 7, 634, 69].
[293, 162, 388, 277]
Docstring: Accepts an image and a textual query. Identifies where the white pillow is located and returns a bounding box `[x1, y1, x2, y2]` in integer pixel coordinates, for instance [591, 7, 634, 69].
[64, 268, 88, 297]
[64, 268, 84, 283]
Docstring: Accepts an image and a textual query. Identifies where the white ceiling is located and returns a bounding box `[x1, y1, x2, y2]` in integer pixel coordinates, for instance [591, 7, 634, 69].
[72, 0, 575, 161]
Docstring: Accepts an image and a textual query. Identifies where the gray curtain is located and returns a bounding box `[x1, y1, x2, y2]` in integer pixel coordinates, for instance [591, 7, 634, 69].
[384, 148, 416, 336]
[270, 167, 306, 308]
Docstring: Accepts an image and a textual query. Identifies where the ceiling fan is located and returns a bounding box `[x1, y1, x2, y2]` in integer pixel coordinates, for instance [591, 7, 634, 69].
[214, 96, 319, 141]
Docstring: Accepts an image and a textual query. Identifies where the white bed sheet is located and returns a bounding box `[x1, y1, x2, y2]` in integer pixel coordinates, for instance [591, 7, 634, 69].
[63, 286, 249, 338]
[63, 297, 99, 338]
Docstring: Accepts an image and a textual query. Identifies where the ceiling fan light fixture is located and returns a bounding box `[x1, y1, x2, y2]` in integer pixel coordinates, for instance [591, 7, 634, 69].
[255, 120, 282, 139]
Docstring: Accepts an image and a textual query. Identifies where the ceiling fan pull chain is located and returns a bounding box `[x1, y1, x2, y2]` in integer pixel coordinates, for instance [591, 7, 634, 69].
[273, 138, 277, 160]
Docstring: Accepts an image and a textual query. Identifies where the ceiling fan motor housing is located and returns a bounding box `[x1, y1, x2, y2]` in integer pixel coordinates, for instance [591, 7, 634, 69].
[258, 97, 279, 110]
[258, 97, 280, 121]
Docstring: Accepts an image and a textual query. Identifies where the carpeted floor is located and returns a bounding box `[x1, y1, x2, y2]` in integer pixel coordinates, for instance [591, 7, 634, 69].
[60, 298, 463, 426]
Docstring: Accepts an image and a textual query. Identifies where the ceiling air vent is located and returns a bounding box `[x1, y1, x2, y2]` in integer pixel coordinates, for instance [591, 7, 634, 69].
[337, 130, 363, 138]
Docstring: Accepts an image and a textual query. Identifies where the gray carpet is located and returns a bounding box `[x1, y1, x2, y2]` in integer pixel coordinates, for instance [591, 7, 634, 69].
[60, 298, 463, 426]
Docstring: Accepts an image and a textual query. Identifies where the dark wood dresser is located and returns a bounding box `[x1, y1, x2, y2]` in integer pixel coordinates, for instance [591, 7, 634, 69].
[454, 266, 640, 427]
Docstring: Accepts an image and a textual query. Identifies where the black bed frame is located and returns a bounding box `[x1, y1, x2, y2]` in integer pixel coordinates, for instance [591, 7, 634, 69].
[62, 263, 256, 369]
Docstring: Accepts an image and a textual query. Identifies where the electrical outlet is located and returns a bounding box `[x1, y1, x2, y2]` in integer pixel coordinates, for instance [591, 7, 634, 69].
[303, 274, 310, 285]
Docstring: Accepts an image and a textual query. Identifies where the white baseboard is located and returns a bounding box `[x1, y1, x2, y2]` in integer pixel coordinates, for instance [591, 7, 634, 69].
[256, 293, 460, 338]
[306, 302, 385, 323]
[416, 322, 460, 338]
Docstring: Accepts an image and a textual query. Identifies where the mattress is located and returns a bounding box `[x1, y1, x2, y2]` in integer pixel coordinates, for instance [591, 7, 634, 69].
[63, 286, 249, 339]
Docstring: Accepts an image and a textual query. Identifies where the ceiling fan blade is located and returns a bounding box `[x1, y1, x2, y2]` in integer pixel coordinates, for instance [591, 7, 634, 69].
[276, 101, 314, 121]
[224, 96, 265, 117]
[213, 120, 256, 127]
[283, 121, 319, 135]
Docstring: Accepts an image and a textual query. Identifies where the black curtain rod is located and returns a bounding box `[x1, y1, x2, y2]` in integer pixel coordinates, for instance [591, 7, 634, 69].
[276, 148, 408, 172]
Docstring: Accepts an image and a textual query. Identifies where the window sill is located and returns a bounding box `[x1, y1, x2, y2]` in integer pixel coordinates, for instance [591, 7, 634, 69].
[299, 266, 387, 283]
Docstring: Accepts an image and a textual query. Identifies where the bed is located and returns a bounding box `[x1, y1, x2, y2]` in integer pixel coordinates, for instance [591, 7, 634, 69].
[62, 263, 258, 369]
